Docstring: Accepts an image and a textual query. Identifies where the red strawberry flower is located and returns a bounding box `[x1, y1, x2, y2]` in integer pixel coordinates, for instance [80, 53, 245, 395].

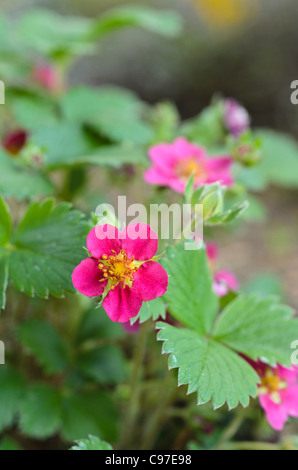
[72, 224, 168, 323]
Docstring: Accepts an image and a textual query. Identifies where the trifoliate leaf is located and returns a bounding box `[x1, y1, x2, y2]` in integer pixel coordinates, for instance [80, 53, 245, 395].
[17, 319, 69, 374]
[71, 435, 112, 451]
[161, 244, 218, 334]
[157, 322, 259, 409]
[213, 295, 298, 367]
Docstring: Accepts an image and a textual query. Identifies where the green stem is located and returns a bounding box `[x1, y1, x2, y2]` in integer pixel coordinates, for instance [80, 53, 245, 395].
[214, 407, 248, 450]
[119, 322, 149, 449]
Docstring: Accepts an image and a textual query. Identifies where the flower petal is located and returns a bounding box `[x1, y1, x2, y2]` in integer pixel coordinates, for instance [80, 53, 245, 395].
[72, 257, 107, 297]
[281, 385, 298, 418]
[259, 394, 288, 431]
[103, 285, 143, 323]
[87, 225, 121, 259]
[120, 223, 158, 261]
[133, 261, 168, 301]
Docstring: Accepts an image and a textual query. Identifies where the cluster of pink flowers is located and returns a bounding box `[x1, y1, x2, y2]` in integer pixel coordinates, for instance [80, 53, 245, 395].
[248, 360, 298, 431]
[144, 137, 234, 194]
[72, 224, 168, 323]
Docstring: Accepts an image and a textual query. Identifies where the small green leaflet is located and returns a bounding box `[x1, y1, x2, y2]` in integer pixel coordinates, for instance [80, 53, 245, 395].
[131, 297, 166, 325]
[71, 436, 112, 451]
[0, 198, 89, 308]
[161, 244, 218, 334]
[213, 295, 298, 367]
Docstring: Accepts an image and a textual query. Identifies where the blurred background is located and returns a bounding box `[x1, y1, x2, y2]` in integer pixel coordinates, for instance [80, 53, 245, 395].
[1, 0, 297, 310]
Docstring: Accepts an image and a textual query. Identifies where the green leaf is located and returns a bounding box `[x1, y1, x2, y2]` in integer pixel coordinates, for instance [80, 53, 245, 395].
[71, 435, 112, 450]
[132, 297, 166, 324]
[0, 149, 54, 199]
[213, 295, 298, 367]
[8, 199, 88, 299]
[18, 9, 92, 59]
[242, 274, 284, 299]
[18, 319, 69, 374]
[207, 201, 249, 225]
[256, 129, 298, 188]
[180, 101, 225, 148]
[0, 197, 12, 245]
[60, 86, 143, 123]
[19, 384, 62, 439]
[0, 367, 25, 432]
[61, 391, 118, 442]
[161, 244, 218, 334]
[12, 96, 60, 129]
[77, 345, 127, 385]
[90, 6, 183, 40]
[31, 124, 98, 169]
[157, 322, 259, 409]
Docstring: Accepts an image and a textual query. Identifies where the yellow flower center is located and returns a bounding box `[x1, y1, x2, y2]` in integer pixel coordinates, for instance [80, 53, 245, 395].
[99, 250, 141, 289]
[258, 369, 287, 403]
[175, 157, 206, 181]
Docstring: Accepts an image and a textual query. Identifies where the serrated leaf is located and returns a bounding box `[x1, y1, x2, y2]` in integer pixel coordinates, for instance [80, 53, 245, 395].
[0, 367, 26, 431]
[71, 435, 112, 451]
[19, 384, 62, 439]
[90, 6, 183, 39]
[131, 297, 166, 324]
[161, 244, 218, 334]
[18, 319, 69, 374]
[157, 322, 259, 409]
[7, 199, 88, 299]
[0, 149, 54, 199]
[213, 295, 298, 367]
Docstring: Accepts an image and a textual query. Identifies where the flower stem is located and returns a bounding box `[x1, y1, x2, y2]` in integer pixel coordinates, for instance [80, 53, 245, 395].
[214, 406, 248, 450]
[119, 322, 149, 449]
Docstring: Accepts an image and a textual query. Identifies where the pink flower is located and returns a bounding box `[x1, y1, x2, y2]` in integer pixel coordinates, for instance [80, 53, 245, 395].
[206, 242, 239, 297]
[213, 270, 239, 297]
[33, 64, 59, 92]
[2, 129, 27, 156]
[144, 137, 234, 193]
[224, 98, 250, 138]
[252, 362, 298, 431]
[72, 224, 168, 323]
